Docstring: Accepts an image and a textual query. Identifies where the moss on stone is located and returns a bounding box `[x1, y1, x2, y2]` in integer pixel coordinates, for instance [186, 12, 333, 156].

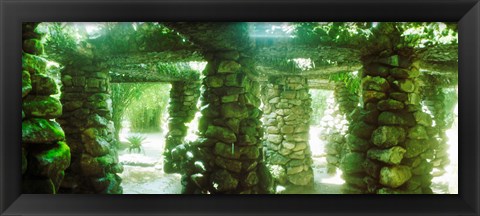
[22, 118, 65, 144]
[22, 53, 47, 75]
[23, 95, 62, 119]
[23, 39, 44, 55]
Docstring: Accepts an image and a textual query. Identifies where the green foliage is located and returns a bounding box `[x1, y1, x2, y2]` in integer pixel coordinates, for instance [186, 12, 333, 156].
[89, 22, 192, 55]
[124, 83, 171, 133]
[156, 62, 200, 80]
[397, 22, 457, 48]
[40, 22, 83, 61]
[294, 22, 373, 47]
[111, 83, 147, 141]
[328, 71, 361, 95]
[126, 134, 147, 153]
[293, 22, 457, 49]
[309, 90, 332, 125]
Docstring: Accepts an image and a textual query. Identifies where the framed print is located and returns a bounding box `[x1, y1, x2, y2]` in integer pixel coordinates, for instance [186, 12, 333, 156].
[1, 0, 479, 215]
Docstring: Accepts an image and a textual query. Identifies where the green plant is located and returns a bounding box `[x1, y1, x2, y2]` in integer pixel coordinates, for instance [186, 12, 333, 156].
[328, 71, 361, 95]
[126, 134, 147, 153]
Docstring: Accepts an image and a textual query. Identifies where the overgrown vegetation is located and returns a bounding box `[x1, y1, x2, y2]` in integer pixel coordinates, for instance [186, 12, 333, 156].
[328, 71, 361, 95]
[111, 83, 171, 141]
[126, 134, 148, 153]
[309, 90, 332, 125]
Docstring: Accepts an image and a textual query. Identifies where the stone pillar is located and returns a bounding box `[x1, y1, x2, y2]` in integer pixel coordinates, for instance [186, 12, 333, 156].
[262, 75, 314, 188]
[57, 58, 123, 194]
[172, 51, 269, 194]
[341, 24, 435, 194]
[22, 22, 71, 193]
[423, 87, 457, 176]
[164, 80, 201, 173]
[322, 83, 359, 174]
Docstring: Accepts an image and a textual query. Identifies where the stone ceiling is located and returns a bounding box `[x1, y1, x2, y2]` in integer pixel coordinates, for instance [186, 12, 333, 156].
[87, 22, 458, 89]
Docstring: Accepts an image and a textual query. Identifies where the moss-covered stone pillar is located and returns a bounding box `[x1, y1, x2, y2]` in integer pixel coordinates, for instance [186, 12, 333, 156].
[262, 75, 314, 188]
[164, 80, 201, 173]
[323, 83, 359, 174]
[21, 22, 71, 193]
[57, 56, 123, 194]
[341, 23, 435, 194]
[174, 51, 268, 194]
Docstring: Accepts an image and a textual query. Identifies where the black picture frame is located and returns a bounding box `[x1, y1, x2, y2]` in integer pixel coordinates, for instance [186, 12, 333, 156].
[1, 0, 479, 215]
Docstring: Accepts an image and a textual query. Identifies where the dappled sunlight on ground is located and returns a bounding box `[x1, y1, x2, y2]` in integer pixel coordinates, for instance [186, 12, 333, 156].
[115, 120, 457, 194]
[117, 131, 182, 194]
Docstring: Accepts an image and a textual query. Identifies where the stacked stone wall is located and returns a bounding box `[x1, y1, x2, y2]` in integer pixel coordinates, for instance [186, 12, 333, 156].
[22, 22, 71, 193]
[164, 81, 201, 173]
[170, 51, 271, 194]
[262, 75, 314, 187]
[57, 57, 122, 193]
[342, 50, 436, 194]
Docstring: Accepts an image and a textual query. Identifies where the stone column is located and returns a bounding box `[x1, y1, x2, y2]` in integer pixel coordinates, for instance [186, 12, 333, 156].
[164, 80, 201, 173]
[57, 58, 123, 194]
[341, 24, 435, 194]
[423, 87, 457, 176]
[21, 22, 71, 194]
[347, 56, 436, 194]
[172, 51, 269, 194]
[262, 75, 314, 188]
[323, 83, 359, 174]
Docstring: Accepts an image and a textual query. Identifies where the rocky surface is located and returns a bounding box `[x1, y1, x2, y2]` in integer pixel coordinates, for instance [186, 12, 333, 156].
[163, 81, 201, 173]
[340, 23, 435, 194]
[262, 75, 314, 187]
[57, 52, 122, 194]
[21, 22, 71, 194]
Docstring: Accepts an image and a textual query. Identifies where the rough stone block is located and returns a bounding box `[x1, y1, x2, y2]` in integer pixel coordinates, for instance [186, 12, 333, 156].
[363, 91, 387, 103]
[22, 118, 65, 144]
[340, 152, 365, 174]
[218, 61, 241, 73]
[362, 76, 390, 92]
[377, 99, 405, 111]
[407, 125, 429, 140]
[363, 63, 390, 77]
[349, 121, 376, 139]
[23, 39, 44, 55]
[221, 102, 248, 119]
[367, 146, 406, 165]
[379, 165, 412, 188]
[210, 169, 239, 192]
[393, 79, 415, 93]
[22, 53, 47, 74]
[378, 111, 415, 126]
[371, 126, 405, 148]
[214, 156, 242, 173]
[205, 125, 236, 143]
[346, 134, 370, 152]
[28, 141, 70, 179]
[22, 70, 32, 98]
[30, 74, 58, 95]
[23, 95, 62, 119]
[287, 169, 313, 186]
